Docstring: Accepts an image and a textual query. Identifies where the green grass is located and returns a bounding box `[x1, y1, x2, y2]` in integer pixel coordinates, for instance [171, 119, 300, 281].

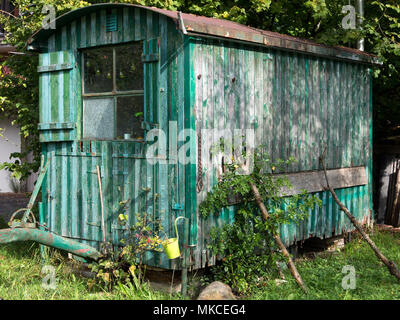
[0, 216, 179, 300]
[249, 228, 400, 300]
[1, 223, 400, 300]
[0, 241, 178, 300]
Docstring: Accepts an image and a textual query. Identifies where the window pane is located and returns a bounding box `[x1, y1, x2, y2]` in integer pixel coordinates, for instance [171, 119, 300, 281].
[116, 96, 144, 140]
[115, 42, 143, 91]
[83, 47, 113, 93]
[83, 98, 115, 139]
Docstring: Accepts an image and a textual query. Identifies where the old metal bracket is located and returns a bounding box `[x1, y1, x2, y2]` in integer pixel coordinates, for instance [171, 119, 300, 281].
[172, 203, 184, 210]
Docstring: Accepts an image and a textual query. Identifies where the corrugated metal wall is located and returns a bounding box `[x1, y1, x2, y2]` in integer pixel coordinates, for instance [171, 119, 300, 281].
[191, 39, 372, 268]
[45, 6, 160, 51]
[42, 140, 186, 269]
[37, 5, 373, 271]
[39, 7, 189, 269]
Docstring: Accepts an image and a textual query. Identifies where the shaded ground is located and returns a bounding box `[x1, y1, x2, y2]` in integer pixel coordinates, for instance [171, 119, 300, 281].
[0, 193, 30, 225]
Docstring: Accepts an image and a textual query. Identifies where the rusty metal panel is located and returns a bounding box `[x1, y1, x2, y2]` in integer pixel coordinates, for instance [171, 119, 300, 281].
[42, 6, 160, 52]
[28, 4, 380, 65]
[35, 4, 373, 272]
[42, 140, 180, 269]
[39, 8, 187, 270]
[191, 38, 373, 268]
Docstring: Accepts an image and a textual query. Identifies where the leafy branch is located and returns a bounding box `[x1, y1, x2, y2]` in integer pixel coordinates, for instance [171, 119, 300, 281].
[199, 147, 321, 294]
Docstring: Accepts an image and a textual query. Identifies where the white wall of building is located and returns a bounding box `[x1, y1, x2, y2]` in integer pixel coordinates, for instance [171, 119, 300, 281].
[0, 118, 38, 193]
[26, 150, 38, 192]
[0, 118, 21, 192]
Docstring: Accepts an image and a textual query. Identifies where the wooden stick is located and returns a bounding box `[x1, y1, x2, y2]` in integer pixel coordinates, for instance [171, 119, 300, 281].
[319, 151, 400, 281]
[250, 182, 308, 293]
[268, 247, 285, 280]
[97, 165, 106, 243]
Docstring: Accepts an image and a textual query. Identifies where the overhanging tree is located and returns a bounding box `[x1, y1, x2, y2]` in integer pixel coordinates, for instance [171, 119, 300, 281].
[0, 0, 399, 181]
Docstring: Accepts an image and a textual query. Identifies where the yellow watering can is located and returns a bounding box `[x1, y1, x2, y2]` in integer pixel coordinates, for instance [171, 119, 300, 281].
[162, 216, 187, 259]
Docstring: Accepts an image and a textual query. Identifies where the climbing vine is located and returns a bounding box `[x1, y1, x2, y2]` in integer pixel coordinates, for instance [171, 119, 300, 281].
[199, 148, 321, 294]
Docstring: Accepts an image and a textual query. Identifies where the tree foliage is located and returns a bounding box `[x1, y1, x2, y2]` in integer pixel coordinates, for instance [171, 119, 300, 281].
[363, 1, 400, 140]
[0, 0, 399, 181]
[0, 0, 89, 180]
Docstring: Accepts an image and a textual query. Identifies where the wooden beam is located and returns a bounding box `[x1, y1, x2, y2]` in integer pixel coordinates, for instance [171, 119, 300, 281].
[278, 166, 367, 196]
[37, 63, 73, 73]
[225, 166, 368, 205]
[38, 122, 75, 130]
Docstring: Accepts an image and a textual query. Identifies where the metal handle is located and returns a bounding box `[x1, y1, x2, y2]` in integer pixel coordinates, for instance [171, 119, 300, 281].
[174, 216, 187, 241]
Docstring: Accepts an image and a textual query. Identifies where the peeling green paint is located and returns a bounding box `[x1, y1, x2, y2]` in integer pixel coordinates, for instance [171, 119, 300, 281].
[33, 5, 373, 271]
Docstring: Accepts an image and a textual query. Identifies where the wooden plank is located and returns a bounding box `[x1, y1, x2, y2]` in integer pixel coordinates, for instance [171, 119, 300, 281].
[60, 142, 70, 236]
[111, 8, 119, 44]
[37, 63, 73, 73]
[142, 53, 159, 63]
[90, 12, 96, 47]
[38, 122, 75, 130]
[278, 166, 368, 196]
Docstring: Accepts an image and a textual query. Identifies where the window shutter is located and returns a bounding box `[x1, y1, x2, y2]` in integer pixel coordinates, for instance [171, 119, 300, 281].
[38, 50, 79, 142]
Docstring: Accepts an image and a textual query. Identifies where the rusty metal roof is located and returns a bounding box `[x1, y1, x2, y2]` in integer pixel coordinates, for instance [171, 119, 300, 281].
[0, 42, 15, 55]
[27, 3, 380, 65]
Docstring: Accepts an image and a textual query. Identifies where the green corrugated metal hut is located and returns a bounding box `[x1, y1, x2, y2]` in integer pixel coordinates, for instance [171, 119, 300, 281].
[27, 3, 379, 270]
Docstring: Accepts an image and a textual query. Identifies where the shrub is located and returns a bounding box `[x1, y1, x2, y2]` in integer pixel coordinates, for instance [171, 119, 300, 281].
[200, 148, 321, 295]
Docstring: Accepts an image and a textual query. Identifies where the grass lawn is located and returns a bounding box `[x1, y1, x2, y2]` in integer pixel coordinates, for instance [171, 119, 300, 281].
[249, 228, 400, 300]
[0, 218, 177, 300]
[0, 241, 179, 300]
[1, 220, 400, 299]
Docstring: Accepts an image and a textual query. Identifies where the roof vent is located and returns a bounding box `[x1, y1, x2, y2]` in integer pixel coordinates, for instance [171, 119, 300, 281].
[106, 12, 118, 32]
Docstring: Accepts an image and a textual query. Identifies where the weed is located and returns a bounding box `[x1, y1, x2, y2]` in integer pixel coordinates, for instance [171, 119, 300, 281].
[88, 212, 164, 290]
